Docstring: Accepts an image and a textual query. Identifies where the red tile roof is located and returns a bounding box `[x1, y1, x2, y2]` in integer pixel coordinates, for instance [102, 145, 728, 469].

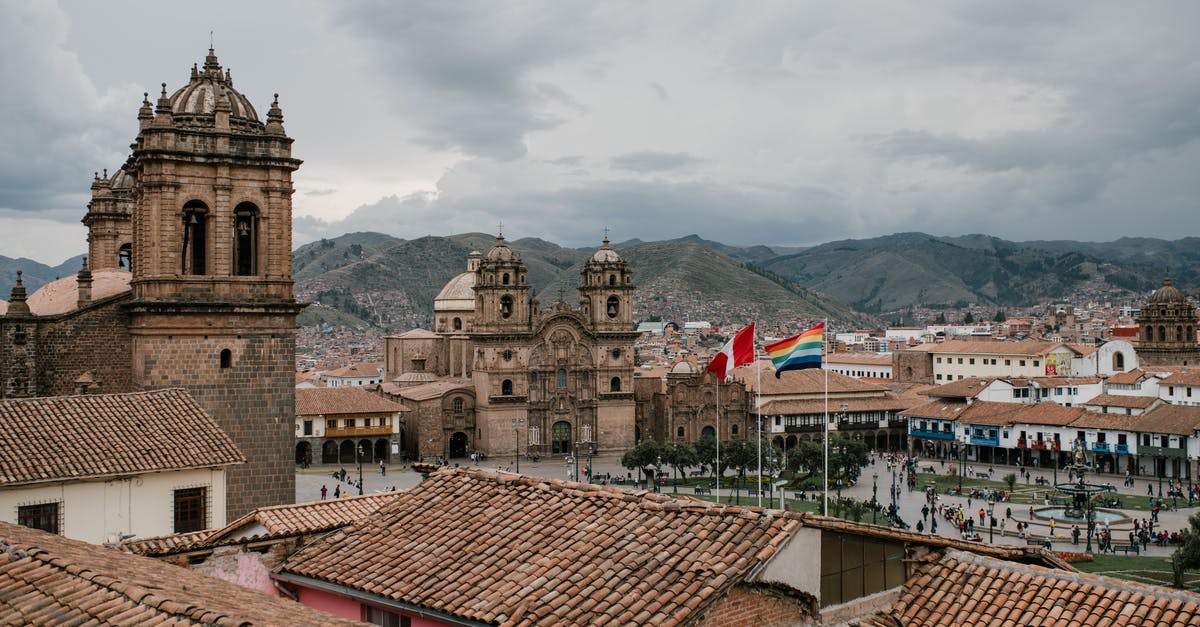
[1080, 393, 1159, 409]
[1160, 370, 1200, 386]
[735, 365, 885, 395]
[278, 466, 802, 626]
[921, 340, 1074, 357]
[0, 389, 244, 487]
[1007, 403, 1088, 427]
[859, 549, 1200, 626]
[900, 399, 970, 421]
[296, 387, 409, 416]
[922, 378, 995, 399]
[759, 397, 918, 415]
[122, 493, 404, 557]
[0, 521, 361, 626]
[1107, 369, 1150, 385]
[1137, 404, 1200, 436]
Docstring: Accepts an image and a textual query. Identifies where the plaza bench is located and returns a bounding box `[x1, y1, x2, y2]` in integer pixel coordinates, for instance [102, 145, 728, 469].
[975, 472, 990, 479]
[1107, 541, 1139, 555]
[693, 486, 712, 495]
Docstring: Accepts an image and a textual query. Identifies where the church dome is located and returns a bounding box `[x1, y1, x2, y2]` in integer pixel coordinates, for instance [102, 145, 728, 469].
[1148, 277, 1186, 304]
[26, 269, 132, 315]
[167, 48, 261, 130]
[670, 360, 699, 375]
[434, 272, 476, 311]
[109, 168, 133, 190]
[590, 236, 622, 263]
[484, 234, 519, 261]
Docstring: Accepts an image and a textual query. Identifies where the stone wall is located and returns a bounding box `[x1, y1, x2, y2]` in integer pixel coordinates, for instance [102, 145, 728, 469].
[33, 295, 134, 396]
[893, 349, 933, 384]
[697, 583, 817, 626]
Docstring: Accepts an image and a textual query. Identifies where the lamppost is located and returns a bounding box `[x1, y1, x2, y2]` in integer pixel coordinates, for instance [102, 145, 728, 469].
[580, 423, 594, 485]
[890, 464, 898, 523]
[356, 444, 365, 495]
[512, 417, 525, 473]
[958, 434, 966, 494]
[872, 473, 879, 524]
[986, 495, 995, 543]
[655, 455, 662, 493]
[1158, 455, 1164, 498]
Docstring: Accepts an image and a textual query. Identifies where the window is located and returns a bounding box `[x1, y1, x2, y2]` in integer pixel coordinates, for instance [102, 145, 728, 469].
[364, 606, 411, 627]
[220, 348, 232, 369]
[453, 398, 464, 414]
[1169, 387, 1175, 396]
[677, 426, 685, 437]
[503, 349, 513, 361]
[500, 296, 513, 318]
[732, 424, 739, 435]
[303, 420, 313, 436]
[557, 368, 567, 388]
[233, 202, 258, 276]
[936, 357, 942, 364]
[453, 317, 462, 330]
[607, 296, 620, 318]
[610, 377, 622, 392]
[118, 243, 132, 270]
[1097, 432, 1106, 443]
[608, 274, 617, 286]
[820, 532, 906, 607]
[18, 502, 60, 534]
[501, 379, 513, 395]
[1033, 360, 1039, 367]
[502, 273, 510, 285]
[1161, 436, 1169, 448]
[969, 358, 975, 365]
[173, 487, 207, 533]
[327, 419, 336, 430]
[1019, 360, 1026, 367]
[181, 200, 208, 274]
[936, 374, 943, 381]
[957, 358, 963, 364]
[1005, 359, 1011, 366]
[611, 348, 621, 360]
[529, 371, 538, 384]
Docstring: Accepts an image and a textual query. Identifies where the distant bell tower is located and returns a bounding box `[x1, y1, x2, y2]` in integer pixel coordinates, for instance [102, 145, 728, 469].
[579, 235, 634, 331]
[124, 48, 303, 518]
[473, 233, 530, 333]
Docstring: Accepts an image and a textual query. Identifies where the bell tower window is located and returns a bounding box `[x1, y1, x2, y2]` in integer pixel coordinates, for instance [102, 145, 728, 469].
[233, 202, 258, 276]
[500, 295, 513, 319]
[181, 201, 208, 275]
[118, 243, 132, 270]
[608, 274, 616, 286]
[502, 273, 510, 285]
[606, 296, 619, 319]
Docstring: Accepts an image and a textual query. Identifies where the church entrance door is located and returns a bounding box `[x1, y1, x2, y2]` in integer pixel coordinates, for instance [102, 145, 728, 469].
[449, 432, 469, 458]
[552, 421, 572, 455]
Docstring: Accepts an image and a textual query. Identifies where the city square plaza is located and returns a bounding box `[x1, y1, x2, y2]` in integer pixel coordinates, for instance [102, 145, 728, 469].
[298, 451, 1196, 559]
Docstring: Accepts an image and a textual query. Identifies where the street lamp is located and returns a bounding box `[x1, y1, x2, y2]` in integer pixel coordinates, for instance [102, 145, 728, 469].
[655, 455, 662, 493]
[1158, 455, 1164, 498]
[356, 444, 365, 495]
[512, 417, 525, 473]
[986, 495, 995, 543]
[890, 464, 898, 524]
[872, 473, 879, 524]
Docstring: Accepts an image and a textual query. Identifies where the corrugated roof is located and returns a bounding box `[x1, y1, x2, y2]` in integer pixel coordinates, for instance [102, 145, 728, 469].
[0, 521, 361, 626]
[296, 387, 409, 415]
[0, 389, 244, 486]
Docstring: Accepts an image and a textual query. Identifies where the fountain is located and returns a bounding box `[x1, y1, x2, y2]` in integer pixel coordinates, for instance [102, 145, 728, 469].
[1048, 440, 1109, 553]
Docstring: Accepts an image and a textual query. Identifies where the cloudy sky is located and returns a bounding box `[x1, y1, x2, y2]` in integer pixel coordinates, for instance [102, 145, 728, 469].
[2, 1, 1198, 265]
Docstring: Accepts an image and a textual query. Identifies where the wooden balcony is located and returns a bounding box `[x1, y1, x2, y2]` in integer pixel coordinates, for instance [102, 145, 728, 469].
[325, 424, 394, 437]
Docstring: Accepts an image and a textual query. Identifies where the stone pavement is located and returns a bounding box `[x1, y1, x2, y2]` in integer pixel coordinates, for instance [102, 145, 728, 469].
[296, 453, 1197, 558]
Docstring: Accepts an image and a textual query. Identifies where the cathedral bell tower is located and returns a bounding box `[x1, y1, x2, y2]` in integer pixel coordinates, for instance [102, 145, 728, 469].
[579, 236, 633, 332]
[124, 48, 303, 518]
[473, 233, 530, 333]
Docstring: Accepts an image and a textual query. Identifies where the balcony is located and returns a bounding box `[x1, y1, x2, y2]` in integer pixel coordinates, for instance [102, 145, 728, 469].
[1115, 443, 1130, 455]
[1090, 442, 1110, 453]
[888, 418, 908, 429]
[909, 428, 954, 440]
[784, 424, 823, 433]
[970, 435, 1000, 447]
[325, 424, 394, 437]
[1139, 445, 1187, 459]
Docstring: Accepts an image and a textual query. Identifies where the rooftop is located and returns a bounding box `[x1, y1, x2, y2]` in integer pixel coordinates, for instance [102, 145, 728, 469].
[296, 387, 408, 416]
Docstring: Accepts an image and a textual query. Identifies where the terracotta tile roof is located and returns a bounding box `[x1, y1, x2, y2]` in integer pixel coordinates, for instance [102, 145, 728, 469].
[1069, 412, 1145, 432]
[277, 466, 802, 626]
[0, 389, 244, 487]
[759, 396, 919, 415]
[859, 549, 1200, 626]
[383, 379, 473, 402]
[323, 361, 384, 378]
[900, 399, 970, 421]
[734, 365, 885, 395]
[1107, 369, 1150, 385]
[923, 378, 995, 400]
[1137, 404, 1200, 436]
[122, 493, 405, 557]
[1007, 403, 1088, 427]
[0, 521, 362, 626]
[1080, 393, 1160, 409]
[955, 401, 1026, 426]
[295, 387, 409, 416]
[1160, 370, 1200, 386]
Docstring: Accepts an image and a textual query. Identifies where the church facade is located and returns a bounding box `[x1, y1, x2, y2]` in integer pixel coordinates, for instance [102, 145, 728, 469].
[1135, 277, 1200, 366]
[0, 49, 301, 519]
[382, 235, 639, 461]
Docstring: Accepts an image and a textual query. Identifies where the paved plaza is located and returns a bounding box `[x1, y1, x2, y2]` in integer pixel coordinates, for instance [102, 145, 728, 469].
[297, 453, 1196, 558]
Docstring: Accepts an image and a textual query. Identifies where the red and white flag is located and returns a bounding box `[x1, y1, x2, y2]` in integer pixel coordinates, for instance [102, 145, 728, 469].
[706, 322, 755, 380]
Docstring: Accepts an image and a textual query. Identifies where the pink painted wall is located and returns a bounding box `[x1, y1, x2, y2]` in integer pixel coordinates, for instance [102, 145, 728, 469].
[296, 585, 361, 620]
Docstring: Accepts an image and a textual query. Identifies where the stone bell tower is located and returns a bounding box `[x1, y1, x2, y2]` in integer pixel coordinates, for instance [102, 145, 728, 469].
[579, 235, 634, 332]
[124, 48, 303, 518]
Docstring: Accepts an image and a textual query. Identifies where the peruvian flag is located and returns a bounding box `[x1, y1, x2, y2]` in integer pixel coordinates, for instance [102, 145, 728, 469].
[706, 322, 755, 380]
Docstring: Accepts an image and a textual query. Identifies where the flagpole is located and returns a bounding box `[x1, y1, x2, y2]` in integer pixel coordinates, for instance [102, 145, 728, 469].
[715, 374, 721, 501]
[755, 320, 762, 508]
[823, 318, 829, 515]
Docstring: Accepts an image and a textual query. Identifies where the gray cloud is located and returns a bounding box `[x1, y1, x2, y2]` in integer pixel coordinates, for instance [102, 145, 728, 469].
[609, 151, 704, 173]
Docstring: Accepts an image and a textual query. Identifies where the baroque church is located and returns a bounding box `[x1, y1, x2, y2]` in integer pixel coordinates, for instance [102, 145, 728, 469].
[1134, 277, 1200, 366]
[380, 235, 639, 461]
[0, 49, 300, 519]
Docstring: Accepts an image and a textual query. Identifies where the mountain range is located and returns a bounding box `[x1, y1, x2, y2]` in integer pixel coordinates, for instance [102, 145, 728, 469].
[2, 233, 1193, 331]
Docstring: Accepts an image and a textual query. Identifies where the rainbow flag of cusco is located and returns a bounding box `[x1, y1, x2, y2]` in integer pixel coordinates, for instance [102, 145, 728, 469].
[765, 322, 824, 378]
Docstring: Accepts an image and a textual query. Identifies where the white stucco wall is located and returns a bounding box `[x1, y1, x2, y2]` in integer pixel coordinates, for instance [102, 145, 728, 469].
[0, 468, 228, 544]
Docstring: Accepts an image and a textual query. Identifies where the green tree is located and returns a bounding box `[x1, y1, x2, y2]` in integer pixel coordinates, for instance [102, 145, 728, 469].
[1171, 511, 1200, 588]
[660, 441, 698, 485]
[964, 311, 975, 324]
[993, 310, 1007, 322]
[788, 440, 824, 476]
[621, 440, 663, 489]
[1003, 472, 1018, 493]
[829, 436, 869, 484]
[694, 435, 718, 478]
[721, 439, 757, 483]
[935, 312, 946, 324]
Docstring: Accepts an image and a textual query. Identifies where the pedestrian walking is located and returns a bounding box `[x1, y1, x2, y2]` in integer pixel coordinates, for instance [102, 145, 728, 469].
[334, 485, 341, 499]
[320, 484, 327, 500]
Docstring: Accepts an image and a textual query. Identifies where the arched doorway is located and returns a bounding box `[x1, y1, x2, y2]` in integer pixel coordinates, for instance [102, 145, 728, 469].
[701, 425, 716, 439]
[358, 439, 374, 463]
[295, 441, 311, 465]
[339, 440, 356, 464]
[449, 432, 469, 458]
[322, 440, 339, 464]
[552, 421, 572, 455]
[375, 439, 390, 463]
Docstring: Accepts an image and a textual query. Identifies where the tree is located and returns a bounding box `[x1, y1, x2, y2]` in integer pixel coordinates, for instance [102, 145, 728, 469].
[935, 312, 947, 324]
[963, 311, 975, 324]
[1171, 511, 1200, 588]
[694, 435, 718, 478]
[788, 440, 824, 475]
[1003, 473, 1018, 493]
[829, 436, 869, 483]
[993, 310, 1007, 323]
[621, 440, 662, 489]
[660, 442, 699, 485]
